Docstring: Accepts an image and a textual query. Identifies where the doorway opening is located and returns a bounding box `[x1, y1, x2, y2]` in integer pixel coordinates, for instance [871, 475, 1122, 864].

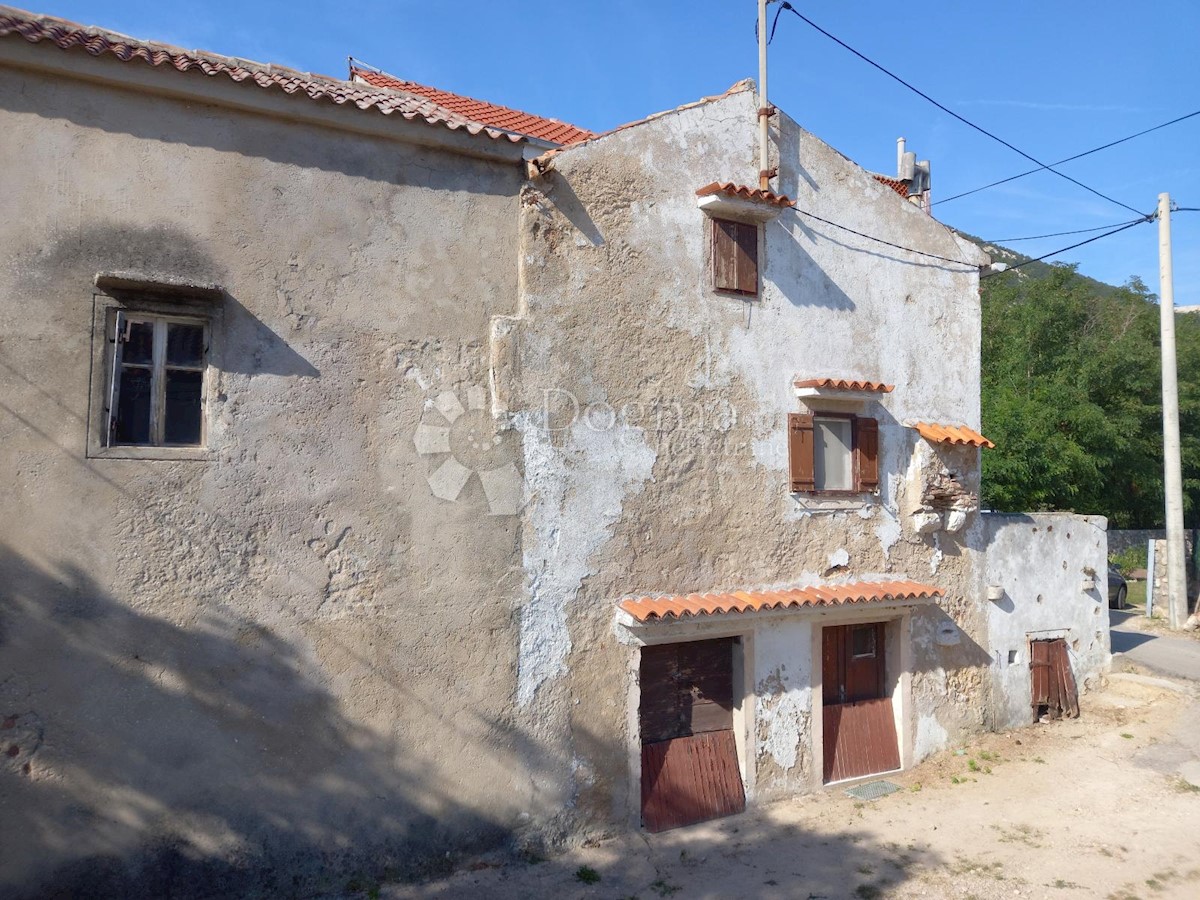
[822, 621, 900, 783]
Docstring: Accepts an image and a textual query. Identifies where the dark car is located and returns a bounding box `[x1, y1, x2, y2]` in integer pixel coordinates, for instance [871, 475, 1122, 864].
[1108, 565, 1128, 609]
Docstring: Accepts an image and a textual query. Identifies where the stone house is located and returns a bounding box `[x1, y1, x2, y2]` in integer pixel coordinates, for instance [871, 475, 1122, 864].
[0, 6, 1110, 896]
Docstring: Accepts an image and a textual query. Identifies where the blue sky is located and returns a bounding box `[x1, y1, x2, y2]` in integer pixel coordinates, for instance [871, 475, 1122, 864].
[33, 0, 1200, 304]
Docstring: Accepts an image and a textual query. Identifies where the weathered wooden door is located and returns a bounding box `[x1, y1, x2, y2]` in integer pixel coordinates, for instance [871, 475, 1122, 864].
[822, 622, 900, 783]
[639, 638, 745, 832]
[1030, 638, 1079, 720]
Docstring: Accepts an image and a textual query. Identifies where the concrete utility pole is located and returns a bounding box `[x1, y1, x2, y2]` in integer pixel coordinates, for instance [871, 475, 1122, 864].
[1157, 193, 1189, 628]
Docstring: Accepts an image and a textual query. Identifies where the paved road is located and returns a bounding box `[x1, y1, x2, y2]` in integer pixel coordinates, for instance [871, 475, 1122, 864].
[1110, 608, 1200, 680]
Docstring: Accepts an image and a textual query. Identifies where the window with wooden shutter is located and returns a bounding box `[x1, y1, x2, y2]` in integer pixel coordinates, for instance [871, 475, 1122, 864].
[855, 417, 880, 492]
[789, 414, 881, 494]
[711, 218, 758, 296]
[788, 413, 815, 492]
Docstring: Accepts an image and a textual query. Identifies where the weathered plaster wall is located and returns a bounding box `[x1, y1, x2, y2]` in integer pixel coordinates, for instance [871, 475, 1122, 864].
[506, 84, 994, 822]
[0, 66, 536, 896]
[983, 513, 1111, 730]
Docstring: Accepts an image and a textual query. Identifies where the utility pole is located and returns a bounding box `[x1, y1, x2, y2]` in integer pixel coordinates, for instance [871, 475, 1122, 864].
[1158, 193, 1188, 628]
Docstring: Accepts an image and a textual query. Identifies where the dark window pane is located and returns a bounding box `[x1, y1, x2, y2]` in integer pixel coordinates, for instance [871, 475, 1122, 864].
[123, 320, 154, 365]
[163, 369, 203, 445]
[114, 367, 152, 444]
[851, 625, 877, 659]
[167, 323, 204, 366]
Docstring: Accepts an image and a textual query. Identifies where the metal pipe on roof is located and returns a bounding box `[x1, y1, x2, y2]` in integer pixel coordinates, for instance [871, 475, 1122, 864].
[758, 0, 771, 191]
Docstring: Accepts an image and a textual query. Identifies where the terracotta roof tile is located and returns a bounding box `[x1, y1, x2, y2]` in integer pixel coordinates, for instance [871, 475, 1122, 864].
[0, 9, 522, 143]
[794, 378, 894, 393]
[912, 422, 994, 449]
[695, 181, 795, 208]
[872, 174, 910, 198]
[353, 68, 593, 145]
[619, 580, 943, 623]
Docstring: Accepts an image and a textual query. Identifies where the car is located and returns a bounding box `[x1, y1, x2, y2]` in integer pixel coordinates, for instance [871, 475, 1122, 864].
[1108, 564, 1128, 609]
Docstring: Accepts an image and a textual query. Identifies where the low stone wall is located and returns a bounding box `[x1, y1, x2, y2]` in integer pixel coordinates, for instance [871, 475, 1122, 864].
[1108, 529, 1166, 556]
[981, 513, 1111, 731]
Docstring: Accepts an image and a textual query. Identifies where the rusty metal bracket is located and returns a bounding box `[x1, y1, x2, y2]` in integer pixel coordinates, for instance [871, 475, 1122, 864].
[757, 105, 777, 119]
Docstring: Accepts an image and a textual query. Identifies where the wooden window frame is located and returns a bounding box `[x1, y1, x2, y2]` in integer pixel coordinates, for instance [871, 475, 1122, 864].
[710, 217, 759, 297]
[788, 412, 880, 496]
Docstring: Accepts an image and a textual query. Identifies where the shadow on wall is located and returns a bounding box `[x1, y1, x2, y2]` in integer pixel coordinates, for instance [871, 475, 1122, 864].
[0, 73, 515, 193]
[17, 222, 319, 379]
[0, 544, 603, 899]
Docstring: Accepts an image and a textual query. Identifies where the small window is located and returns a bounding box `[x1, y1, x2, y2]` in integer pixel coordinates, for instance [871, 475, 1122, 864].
[788, 413, 879, 494]
[850, 625, 877, 659]
[106, 312, 208, 447]
[711, 217, 758, 296]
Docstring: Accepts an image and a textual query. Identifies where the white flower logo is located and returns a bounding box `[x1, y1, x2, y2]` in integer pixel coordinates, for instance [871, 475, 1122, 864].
[413, 385, 522, 516]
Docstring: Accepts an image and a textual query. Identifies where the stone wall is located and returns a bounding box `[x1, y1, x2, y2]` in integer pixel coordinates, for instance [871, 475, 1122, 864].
[982, 513, 1110, 731]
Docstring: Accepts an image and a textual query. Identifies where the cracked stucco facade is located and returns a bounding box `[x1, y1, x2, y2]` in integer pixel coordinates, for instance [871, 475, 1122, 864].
[0, 48, 1110, 899]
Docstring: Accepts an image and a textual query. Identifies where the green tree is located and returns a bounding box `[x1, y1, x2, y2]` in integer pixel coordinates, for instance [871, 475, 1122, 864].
[980, 265, 1197, 527]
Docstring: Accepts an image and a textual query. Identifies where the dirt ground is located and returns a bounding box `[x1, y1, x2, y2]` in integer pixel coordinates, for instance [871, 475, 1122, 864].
[368, 666, 1200, 900]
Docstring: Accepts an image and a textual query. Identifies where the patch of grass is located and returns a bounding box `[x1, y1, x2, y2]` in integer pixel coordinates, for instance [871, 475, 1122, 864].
[575, 865, 601, 885]
[967, 758, 980, 772]
[854, 885, 882, 900]
[650, 879, 682, 897]
[992, 823, 1044, 848]
[909, 782, 922, 792]
[1145, 878, 1162, 891]
[978, 750, 999, 762]
[1173, 778, 1200, 793]
[1033, 756, 1046, 764]
[1121, 733, 1135, 739]
[1050, 879, 1082, 889]
[951, 858, 1006, 881]
[856, 864, 874, 875]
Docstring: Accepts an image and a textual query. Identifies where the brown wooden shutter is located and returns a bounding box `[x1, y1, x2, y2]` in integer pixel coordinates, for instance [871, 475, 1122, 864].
[855, 417, 880, 492]
[734, 221, 758, 295]
[711, 218, 759, 296]
[788, 413, 815, 492]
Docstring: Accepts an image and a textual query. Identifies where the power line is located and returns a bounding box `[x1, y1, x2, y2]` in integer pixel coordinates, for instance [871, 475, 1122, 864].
[980, 218, 1152, 279]
[776, 3, 1145, 217]
[982, 218, 1147, 244]
[938, 109, 1200, 206]
[794, 208, 976, 268]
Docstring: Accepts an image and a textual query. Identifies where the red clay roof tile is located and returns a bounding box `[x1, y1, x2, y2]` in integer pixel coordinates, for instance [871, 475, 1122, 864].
[695, 181, 795, 208]
[912, 422, 994, 449]
[619, 580, 944, 623]
[794, 378, 894, 393]
[873, 174, 910, 198]
[353, 68, 593, 145]
[0, 9, 522, 143]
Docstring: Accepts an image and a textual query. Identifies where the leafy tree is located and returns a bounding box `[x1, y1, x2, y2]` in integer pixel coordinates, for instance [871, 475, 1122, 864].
[980, 264, 1199, 527]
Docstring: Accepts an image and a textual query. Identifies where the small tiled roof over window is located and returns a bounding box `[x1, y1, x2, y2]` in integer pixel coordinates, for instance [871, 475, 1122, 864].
[353, 68, 594, 145]
[619, 580, 943, 623]
[695, 182, 796, 209]
[912, 422, 994, 448]
[794, 378, 894, 393]
[0, 9, 523, 142]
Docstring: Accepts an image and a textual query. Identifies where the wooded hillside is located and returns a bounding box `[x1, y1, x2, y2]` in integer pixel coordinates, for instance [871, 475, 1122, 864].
[976, 251, 1200, 528]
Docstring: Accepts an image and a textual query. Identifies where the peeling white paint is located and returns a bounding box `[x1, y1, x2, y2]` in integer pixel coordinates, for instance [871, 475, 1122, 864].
[929, 533, 943, 574]
[759, 690, 808, 770]
[515, 414, 656, 706]
[875, 512, 901, 559]
[827, 548, 849, 570]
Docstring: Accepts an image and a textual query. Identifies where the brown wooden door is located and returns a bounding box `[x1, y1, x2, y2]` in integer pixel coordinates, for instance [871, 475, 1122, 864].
[1030, 638, 1079, 720]
[640, 638, 745, 832]
[822, 623, 899, 783]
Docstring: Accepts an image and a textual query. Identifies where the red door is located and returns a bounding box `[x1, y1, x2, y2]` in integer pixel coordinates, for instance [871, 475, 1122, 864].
[822, 623, 900, 783]
[640, 638, 746, 832]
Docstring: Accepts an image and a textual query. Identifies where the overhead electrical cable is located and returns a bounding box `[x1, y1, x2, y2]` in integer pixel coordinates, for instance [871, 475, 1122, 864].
[776, 3, 1145, 217]
[980, 218, 1151, 279]
[982, 218, 1147, 243]
[793, 208, 975, 268]
[937, 109, 1200, 206]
